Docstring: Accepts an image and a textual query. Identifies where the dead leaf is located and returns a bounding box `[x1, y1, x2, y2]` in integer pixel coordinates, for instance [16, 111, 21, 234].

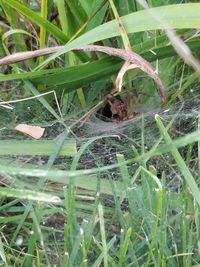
[15, 124, 45, 139]
[115, 61, 138, 92]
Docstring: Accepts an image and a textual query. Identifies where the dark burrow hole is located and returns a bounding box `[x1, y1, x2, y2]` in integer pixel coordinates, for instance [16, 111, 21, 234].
[96, 95, 124, 122]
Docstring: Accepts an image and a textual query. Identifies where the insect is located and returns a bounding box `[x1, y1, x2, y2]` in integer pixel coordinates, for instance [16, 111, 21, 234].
[106, 94, 138, 121]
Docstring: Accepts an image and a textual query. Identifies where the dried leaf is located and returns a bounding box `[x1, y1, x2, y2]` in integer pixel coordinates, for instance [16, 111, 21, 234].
[15, 124, 45, 139]
[115, 61, 138, 92]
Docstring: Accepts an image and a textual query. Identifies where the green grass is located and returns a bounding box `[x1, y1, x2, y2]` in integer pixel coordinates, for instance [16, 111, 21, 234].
[0, 0, 200, 266]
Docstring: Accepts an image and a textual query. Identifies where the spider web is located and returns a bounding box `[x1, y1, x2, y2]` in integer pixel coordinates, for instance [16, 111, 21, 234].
[0, 81, 200, 192]
[74, 89, 200, 190]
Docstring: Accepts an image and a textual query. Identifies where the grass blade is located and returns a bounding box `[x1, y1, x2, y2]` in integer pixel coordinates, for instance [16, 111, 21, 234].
[1, 0, 68, 43]
[155, 114, 200, 206]
[117, 227, 132, 267]
[0, 187, 61, 203]
[98, 203, 108, 267]
[0, 139, 77, 156]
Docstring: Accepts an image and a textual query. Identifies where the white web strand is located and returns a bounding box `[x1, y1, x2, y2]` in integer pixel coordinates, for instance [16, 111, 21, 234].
[80, 93, 200, 144]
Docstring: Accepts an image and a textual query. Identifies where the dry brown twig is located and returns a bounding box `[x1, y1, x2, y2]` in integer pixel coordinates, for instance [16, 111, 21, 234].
[0, 45, 166, 103]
